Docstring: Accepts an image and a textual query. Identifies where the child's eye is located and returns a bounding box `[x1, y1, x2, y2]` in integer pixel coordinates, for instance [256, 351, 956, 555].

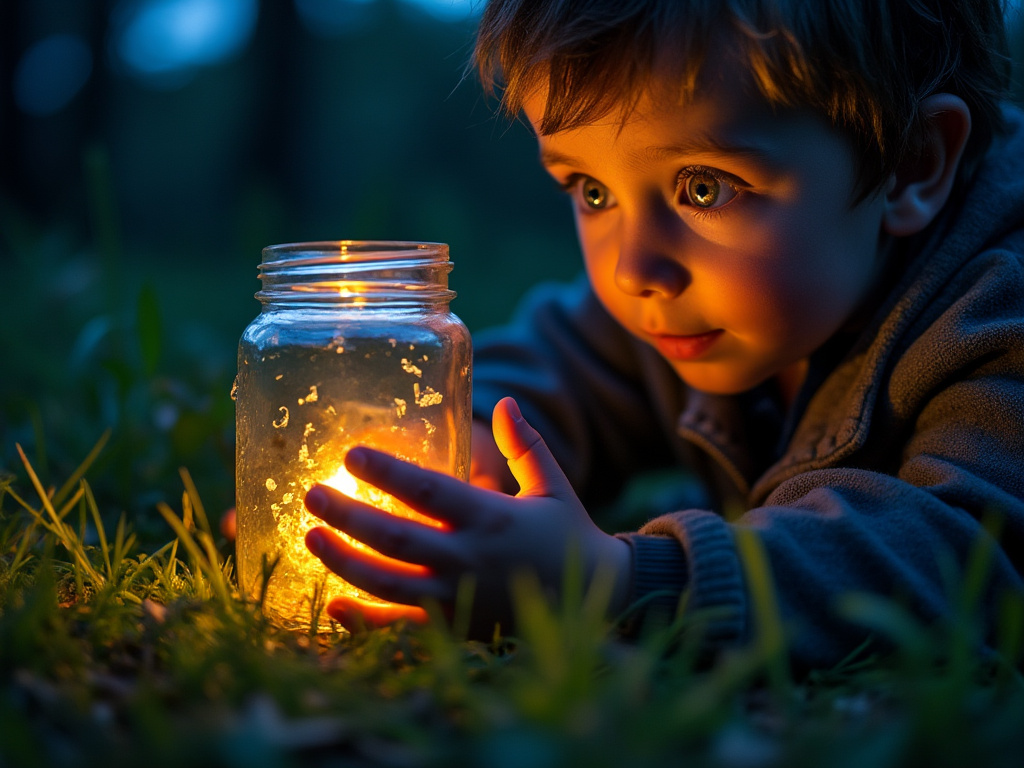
[581, 177, 611, 209]
[677, 167, 740, 213]
[563, 175, 616, 211]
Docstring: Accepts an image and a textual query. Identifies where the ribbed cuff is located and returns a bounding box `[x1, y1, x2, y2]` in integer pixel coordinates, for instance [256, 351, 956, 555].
[619, 509, 747, 647]
[666, 511, 747, 645]
[615, 533, 689, 632]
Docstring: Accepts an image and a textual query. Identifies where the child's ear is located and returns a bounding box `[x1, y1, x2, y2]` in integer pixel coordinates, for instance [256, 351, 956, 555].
[882, 94, 972, 237]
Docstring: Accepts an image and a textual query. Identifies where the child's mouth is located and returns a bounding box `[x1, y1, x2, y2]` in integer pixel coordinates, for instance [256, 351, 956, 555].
[651, 330, 723, 361]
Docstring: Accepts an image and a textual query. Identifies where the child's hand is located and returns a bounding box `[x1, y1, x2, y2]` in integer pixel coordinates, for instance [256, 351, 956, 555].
[217, 420, 514, 543]
[303, 397, 632, 638]
[468, 418, 517, 493]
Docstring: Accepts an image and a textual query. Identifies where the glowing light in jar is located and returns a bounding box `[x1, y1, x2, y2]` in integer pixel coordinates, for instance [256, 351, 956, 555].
[321, 460, 359, 498]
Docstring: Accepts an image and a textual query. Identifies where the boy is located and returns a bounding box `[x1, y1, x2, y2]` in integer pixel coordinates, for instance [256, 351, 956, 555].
[302, 0, 1024, 667]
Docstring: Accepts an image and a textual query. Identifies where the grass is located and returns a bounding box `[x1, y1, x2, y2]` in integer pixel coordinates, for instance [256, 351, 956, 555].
[2, 440, 1024, 768]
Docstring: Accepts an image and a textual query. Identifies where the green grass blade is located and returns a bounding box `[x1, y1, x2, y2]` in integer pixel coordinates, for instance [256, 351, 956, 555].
[157, 502, 231, 608]
[6, 486, 63, 536]
[53, 429, 111, 509]
[16, 444, 104, 587]
[56, 485, 85, 523]
[734, 527, 792, 695]
[8, 515, 41, 575]
[510, 569, 566, 685]
[180, 490, 194, 532]
[112, 513, 129, 575]
[174, 469, 230, 602]
[178, 468, 213, 536]
[78, 491, 87, 546]
[125, 541, 175, 589]
[84, 481, 113, 580]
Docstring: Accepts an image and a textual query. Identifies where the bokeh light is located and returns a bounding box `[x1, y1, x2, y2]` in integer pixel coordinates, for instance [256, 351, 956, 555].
[14, 34, 93, 116]
[112, 0, 259, 86]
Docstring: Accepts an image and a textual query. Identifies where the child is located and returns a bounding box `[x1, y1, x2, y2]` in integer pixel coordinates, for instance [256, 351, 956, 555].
[302, 0, 1024, 667]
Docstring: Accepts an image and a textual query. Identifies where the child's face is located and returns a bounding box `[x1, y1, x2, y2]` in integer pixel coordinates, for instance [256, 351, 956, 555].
[526, 58, 891, 395]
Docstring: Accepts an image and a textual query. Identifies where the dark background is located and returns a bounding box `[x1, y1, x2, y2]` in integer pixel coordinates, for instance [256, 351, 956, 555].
[0, 0, 582, 328]
[1, 0, 1022, 530]
[0, 0, 581, 526]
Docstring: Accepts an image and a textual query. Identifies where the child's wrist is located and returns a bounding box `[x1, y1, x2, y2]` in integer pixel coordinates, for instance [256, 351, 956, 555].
[599, 535, 634, 619]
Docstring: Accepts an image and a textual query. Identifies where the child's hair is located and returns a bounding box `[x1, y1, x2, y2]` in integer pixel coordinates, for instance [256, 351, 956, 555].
[474, 0, 1012, 197]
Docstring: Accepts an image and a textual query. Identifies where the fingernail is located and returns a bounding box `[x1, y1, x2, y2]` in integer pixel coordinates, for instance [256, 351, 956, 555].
[305, 485, 327, 516]
[306, 529, 324, 557]
[507, 398, 524, 423]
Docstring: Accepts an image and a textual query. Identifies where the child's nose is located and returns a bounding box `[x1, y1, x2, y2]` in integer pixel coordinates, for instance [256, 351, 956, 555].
[614, 217, 689, 298]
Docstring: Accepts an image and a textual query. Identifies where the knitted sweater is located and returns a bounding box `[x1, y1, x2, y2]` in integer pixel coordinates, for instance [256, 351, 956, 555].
[471, 105, 1024, 668]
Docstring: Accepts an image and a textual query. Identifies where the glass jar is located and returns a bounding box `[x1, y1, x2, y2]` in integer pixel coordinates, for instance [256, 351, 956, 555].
[234, 241, 472, 631]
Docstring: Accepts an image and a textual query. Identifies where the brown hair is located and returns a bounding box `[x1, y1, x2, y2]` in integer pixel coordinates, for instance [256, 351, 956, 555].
[474, 0, 1012, 196]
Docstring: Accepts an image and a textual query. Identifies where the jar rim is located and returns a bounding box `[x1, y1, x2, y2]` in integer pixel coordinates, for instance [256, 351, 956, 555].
[256, 241, 455, 307]
[262, 241, 448, 269]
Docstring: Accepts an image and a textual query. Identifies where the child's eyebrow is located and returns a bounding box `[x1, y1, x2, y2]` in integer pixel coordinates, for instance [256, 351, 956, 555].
[639, 138, 776, 164]
[538, 149, 581, 169]
[540, 135, 776, 169]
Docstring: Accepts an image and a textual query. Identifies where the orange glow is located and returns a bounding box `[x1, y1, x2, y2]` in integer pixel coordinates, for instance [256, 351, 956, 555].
[288, 281, 369, 304]
[251, 382, 460, 630]
[322, 462, 360, 497]
[318, 456, 431, 578]
[265, 427, 444, 618]
[326, 593, 429, 630]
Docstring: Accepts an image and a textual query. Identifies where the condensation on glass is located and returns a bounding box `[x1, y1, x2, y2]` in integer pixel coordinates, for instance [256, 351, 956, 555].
[234, 241, 472, 631]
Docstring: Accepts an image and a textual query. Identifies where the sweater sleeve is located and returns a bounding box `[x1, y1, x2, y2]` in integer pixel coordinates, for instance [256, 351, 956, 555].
[617, 511, 747, 646]
[619, 431, 1024, 669]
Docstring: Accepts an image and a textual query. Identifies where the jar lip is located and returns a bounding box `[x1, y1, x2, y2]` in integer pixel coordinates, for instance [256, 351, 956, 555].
[257, 241, 455, 307]
[262, 241, 448, 269]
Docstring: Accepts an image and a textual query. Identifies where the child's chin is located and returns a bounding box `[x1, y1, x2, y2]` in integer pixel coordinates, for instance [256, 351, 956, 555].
[669, 362, 767, 396]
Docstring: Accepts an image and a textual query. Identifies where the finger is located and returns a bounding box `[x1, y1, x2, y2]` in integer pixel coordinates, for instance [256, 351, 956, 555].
[305, 484, 454, 568]
[326, 595, 428, 632]
[342, 447, 506, 528]
[491, 397, 574, 498]
[470, 419, 518, 494]
[306, 527, 446, 606]
[306, 526, 428, 579]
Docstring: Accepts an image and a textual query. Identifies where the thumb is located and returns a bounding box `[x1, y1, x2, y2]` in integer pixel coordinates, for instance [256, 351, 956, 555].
[491, 397, 574, 498]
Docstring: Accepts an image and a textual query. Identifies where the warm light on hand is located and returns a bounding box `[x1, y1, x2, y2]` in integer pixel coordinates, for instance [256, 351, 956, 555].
[302, 397, 633, 638]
